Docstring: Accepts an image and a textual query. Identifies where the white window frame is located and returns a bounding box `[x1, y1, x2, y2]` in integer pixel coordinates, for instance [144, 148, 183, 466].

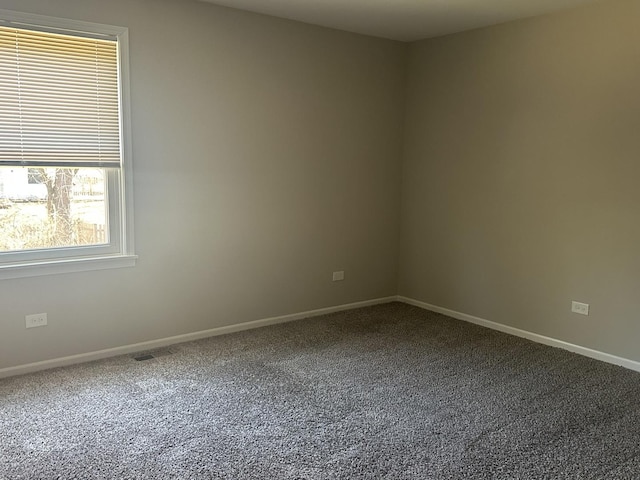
[0, 10, 136, 280]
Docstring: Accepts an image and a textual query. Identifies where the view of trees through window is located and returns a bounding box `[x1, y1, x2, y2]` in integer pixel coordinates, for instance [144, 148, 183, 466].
[0, 167, 107, 252]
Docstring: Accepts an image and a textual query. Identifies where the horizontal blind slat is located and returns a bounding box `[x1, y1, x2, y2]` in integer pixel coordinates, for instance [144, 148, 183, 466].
[0, 24, 121, 168]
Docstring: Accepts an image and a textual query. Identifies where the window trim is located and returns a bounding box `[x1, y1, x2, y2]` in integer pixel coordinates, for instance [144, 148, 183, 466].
[0, 10, 136, 280]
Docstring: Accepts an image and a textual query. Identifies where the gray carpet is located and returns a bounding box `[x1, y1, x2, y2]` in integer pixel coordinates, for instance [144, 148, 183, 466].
[2, 302, 640, 479]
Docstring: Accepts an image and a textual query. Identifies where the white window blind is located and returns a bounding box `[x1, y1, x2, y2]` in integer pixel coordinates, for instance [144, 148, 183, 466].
[0, 25, 121, 168]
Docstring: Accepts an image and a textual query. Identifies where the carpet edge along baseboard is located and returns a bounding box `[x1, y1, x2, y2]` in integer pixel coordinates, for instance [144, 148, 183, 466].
[399, 296, 640, 374]
[3, 295, 639, 379]
[0, 296, 397, 379]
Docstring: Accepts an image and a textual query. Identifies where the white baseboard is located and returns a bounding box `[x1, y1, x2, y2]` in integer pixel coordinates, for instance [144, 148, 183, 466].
[6, 295, 637, 379]
[398, 296, 640, 373]
[0, 296, 397, 379]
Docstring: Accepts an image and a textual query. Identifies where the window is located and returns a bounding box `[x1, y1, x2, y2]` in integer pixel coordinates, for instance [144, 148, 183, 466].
[0, 10, 135, 279]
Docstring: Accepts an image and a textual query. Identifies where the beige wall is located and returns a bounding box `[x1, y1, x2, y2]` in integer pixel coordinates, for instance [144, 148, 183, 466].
[3, 0, 639, 372]
[399, 0, 640, 361]
[0, 0, 407, 370]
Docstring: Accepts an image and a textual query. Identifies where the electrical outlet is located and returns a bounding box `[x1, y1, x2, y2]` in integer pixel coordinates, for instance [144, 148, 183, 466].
[26, 313, 48, 329]
[332, 271, 345, 282]
[571, 301, 589, 316]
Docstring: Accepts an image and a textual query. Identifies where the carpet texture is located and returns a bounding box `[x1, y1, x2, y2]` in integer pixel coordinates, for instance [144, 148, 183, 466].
[2, 302, 640, 479]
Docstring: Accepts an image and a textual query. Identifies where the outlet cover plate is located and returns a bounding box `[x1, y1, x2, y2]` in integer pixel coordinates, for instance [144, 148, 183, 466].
[26, 313, 48, 328]
[571, 301, 589, 316]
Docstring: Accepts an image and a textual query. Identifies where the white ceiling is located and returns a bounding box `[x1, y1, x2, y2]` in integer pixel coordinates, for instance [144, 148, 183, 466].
[198, 0, 600, 42]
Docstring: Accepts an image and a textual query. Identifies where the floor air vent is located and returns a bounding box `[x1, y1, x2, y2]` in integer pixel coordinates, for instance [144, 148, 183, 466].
[133, 354, 155, 362]
[132, 348, 173, 362]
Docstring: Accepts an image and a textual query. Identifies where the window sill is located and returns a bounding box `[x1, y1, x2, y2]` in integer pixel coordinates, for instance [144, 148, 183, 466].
[0, 254, 137, 280]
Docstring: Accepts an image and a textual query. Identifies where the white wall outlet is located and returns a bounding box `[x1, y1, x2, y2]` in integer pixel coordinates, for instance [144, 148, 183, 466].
[332, 271, 345, 281]
[571, 301, 589, 316]
[26, 313, 48, 329]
